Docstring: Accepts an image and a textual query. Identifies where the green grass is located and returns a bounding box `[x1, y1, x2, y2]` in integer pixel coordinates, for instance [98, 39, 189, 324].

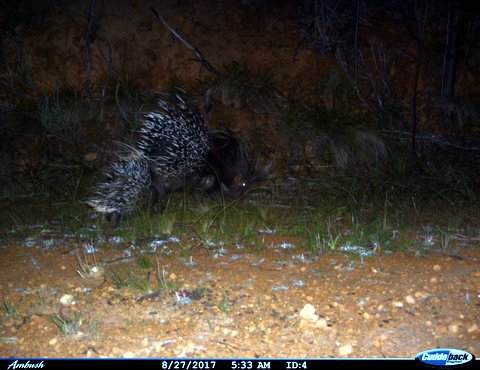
[115, 195, 181, 242]
[0, 164, 96, 241]
[156, 264, 180, 293]
[37, 86, 85, 144]
[1, 299, 19, 318]
[136, 255, 153, 269]
[114, 79, 145, 134]
[218, 293, 231, 314]
[76, 250, 105, 279]
[110, 267, 152, 293]
[49, 312, 83, 335]
[218, 61, 275, 109]
[0, 158, 478, 259]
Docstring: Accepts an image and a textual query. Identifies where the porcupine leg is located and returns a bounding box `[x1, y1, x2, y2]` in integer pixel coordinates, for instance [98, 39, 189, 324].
[149, 168, 167, 211]
[106, 212, 123, 228]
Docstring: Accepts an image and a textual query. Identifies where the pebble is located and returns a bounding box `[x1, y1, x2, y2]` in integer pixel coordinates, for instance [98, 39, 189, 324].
[299, 304, 318, 321]
[433, 265, 441, 272]
[448, 322, 461, 334]
[49, 338, 58, 346]
[0, 336, 18, 345]
[85, 265, 104, 279]
[414, 291, 428, 298]
[438, 326, 448, 334]
[467, 324, 478, 333]
[149, 341, 163, 353]
[338, 344, 353, 356]
[405, 295, 415, 304]
[123, 351, 135, 358]
[60, 294, 75, 306]
[315, 318, 328, 328]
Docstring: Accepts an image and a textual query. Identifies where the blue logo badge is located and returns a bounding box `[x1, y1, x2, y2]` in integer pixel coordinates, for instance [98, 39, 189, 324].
[416, 348, 475, 367]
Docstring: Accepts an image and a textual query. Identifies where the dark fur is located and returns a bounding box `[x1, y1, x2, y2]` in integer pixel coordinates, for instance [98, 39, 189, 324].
[200, 128, 265, 199]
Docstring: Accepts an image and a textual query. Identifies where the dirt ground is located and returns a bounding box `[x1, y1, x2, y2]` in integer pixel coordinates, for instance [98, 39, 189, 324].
[0, 230, 478, 358]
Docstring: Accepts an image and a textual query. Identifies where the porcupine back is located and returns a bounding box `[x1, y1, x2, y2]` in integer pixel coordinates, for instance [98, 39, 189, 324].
[137, 94, 211, 194]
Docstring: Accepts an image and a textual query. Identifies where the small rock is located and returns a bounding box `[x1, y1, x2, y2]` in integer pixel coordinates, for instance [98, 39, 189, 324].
[363, 312, 370, 320]
[467, 324, 478, 333]
[405, 295, 415, 304]
[299, 303, 318, 321]
[123, 351, 135, 358]
[433, 265, 441, 272]
[150, 341, 163, 353]
[392, 301, 403, 308]
[338, 344, 353, 356]
[448, 322, 461, 334]
[438, 326, 448, 334]
[49, 338, 58, 346]
[315, 318, 328, 328]
[414, 291, 428, 298]
[0, 336, 18, 345]
[83, 265, 104, 279]
[430, 277, 438, 284]
[60, 294, 75, 306]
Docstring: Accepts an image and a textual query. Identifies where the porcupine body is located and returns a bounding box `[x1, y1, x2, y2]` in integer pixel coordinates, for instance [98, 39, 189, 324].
[137, 94, 211, 196]
[87, 145, 156, 223]
[88, 93, 262, 222]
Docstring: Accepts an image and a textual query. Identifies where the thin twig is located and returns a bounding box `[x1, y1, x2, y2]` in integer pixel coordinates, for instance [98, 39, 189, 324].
[354, 0, 360, 84]
[441, 0, 451, 96]
[150, 6, 221, 78]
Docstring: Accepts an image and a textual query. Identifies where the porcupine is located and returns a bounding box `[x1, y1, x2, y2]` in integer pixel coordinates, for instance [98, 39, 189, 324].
[88, 93, 261, 223]
[203, 128, 264, 198]
[87, 145, 156, 224]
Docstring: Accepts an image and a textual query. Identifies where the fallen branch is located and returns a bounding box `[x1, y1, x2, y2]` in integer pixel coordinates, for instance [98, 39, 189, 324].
[151, 6, 221, 78]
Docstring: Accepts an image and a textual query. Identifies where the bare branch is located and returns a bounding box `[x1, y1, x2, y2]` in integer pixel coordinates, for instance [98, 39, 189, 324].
[150, 6, 221, 78]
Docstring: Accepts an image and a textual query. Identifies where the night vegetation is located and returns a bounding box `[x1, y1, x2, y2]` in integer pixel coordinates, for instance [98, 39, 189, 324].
[0, 0, 478, 251]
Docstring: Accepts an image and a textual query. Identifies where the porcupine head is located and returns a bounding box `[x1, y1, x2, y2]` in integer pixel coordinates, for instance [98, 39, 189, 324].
[202, 128, 266, 199]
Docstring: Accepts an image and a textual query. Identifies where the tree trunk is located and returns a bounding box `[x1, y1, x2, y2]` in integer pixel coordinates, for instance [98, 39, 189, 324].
[442, 0, 463, 98]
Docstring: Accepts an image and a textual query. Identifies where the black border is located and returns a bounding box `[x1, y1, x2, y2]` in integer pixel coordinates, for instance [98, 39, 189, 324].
[0, 359, 479, 370]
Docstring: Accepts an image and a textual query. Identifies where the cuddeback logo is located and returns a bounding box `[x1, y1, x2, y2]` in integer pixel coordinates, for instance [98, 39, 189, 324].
[416, 348, 475, 367]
